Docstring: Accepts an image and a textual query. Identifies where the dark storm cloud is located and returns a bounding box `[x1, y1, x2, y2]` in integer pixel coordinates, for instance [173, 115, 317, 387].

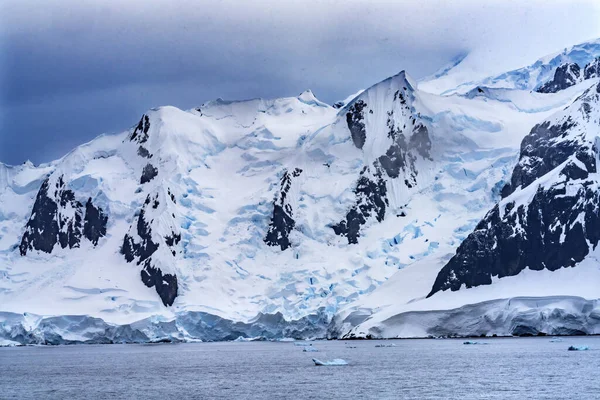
[1, 0, 599, 164]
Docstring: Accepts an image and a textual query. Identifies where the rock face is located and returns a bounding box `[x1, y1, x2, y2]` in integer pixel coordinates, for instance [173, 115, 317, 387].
[121, 191, 179, 306]
[346, 100, 368, 149]
[584, 57, 600, 80]
[537, 62, 581, 93]
[140, 163, 158, 184]
[19, 179, 61, 255]
[129, 114, 151, 144]
[332, 166, 388, 244]
[20, 176, 107, 255]
[264, 168, 303, 251]
[429, 82, 600, 296]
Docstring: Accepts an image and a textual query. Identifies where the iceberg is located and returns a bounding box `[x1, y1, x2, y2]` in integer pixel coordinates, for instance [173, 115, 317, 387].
[303, 347, 318, 352]
[567, 345, 590, 351]
[312, 358, 348, 366]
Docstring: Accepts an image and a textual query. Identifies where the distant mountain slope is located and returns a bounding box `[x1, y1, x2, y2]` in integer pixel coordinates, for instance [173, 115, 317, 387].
[421, 38, 600, 95]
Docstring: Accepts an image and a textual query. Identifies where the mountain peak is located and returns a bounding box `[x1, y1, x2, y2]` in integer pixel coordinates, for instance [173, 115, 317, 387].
[296, 89, 329, 107]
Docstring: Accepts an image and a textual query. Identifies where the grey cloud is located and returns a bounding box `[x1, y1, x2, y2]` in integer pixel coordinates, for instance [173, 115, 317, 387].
[1, 0, 599, 164]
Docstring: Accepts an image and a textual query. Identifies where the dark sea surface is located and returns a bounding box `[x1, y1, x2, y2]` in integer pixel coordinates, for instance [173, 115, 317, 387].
[1, 337, 599, 399]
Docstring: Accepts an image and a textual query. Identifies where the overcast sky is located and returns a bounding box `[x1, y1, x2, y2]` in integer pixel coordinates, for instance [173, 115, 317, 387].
[1, 0, 599, 165]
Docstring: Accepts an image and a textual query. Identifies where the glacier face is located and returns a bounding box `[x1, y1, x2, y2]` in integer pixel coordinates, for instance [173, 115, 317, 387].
[2, 40, 600, 344]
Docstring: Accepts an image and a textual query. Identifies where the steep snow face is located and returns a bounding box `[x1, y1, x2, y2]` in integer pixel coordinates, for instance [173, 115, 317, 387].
[422, 38, 600, 95]
[0, 65, 591, 334]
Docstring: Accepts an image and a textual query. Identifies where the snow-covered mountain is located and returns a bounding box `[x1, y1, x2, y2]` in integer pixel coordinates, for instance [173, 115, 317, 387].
[2, 40, 600, 345]
[421, 38, 600, 95]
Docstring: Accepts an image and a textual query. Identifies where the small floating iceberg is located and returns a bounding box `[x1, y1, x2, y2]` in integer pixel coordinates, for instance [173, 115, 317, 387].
[568, 345, 589, 351]
[463, 341, 488, 345]
[294, 342, 313, 347]
[375, 344, 397, 348]
[303, 347, 318, 352]
[312, 358, 348, 366]
[549, 337, 563, 343]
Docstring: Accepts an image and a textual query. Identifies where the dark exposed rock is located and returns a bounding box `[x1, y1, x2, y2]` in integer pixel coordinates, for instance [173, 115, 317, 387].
[332, 166, 388, 244]
[346, 100, 367, 149]
[20, 176, 85, 255]
[20, 179, 59, 255]
[137, 146, 152, 158]
[168, 188, 176, 204]
[83, 198, 108, 245]
[584, 57, 600, 80]
[140, 163, 158, 184]
[537, 62, 581, 93]
[130, 114, 151, 143]
[501, 119, 581, 197]
[121, 207, 158, 264]
[140, 260, 178, 307]
[264, 168, 302, 250]
[429, 90, 600, 297]
[121, 193, 179, 307]
[165, 232, 181, 255]
[378, 122, 431, 183]
[332, 101, 345, 109]
[410, 124, 432, 160]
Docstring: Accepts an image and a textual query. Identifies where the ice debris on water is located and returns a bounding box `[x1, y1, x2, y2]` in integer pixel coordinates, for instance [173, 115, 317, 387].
[549, 337, 563, 343]
[294, 342, 313, 347]
[463, 341, 488, 345]
[567, 345, 589, 351]
[375, 343, 397, 348]
[312, 358, 348, 366]
[303, 347, 318, 352]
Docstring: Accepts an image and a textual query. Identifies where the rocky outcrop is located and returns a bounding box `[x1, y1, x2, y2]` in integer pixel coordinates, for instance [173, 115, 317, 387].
[346, 100, 367, 149]
[121, 192, 179, 306]
[129, 114, 151, 144]
[584, 57, 600, 80]
[83, 198, 108, 246]
[140, 163, 158, 184]
[332, 166, 388, 244]
[264, 168, 302, 251]
[20, 176, 107, 255]
[429, 82, 600, 296]
[537, 62, 581, 93]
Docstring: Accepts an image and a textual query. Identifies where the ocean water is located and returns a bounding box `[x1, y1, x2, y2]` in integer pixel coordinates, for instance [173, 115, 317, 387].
[1, 337, 599, 399]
